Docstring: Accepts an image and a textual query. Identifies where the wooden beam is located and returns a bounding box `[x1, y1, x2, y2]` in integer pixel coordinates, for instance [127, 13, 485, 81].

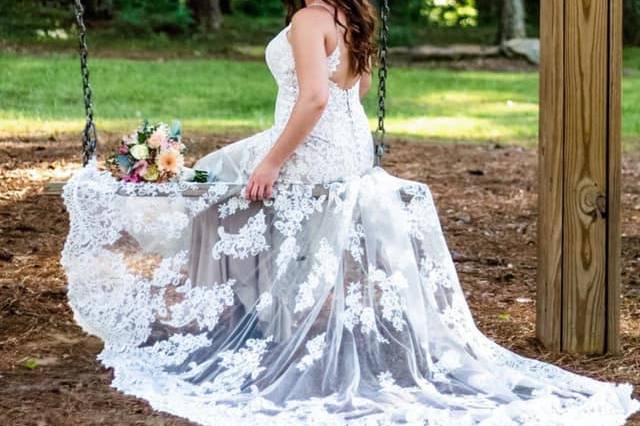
[606, 0, 622, 354]
[43, 180, 333, 200]
[44, 180, 221, 198]
[562, 0, 608, 354]
[537, 0, 564, 351]
[537, 0, 622, 354]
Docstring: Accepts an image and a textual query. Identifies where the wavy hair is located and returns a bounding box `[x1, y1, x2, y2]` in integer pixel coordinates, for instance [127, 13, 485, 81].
[284, 0, 377, 76]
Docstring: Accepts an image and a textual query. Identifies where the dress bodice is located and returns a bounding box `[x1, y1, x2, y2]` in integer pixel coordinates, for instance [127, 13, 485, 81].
[196, 24, 376, 184]
[258, 24, 375, 183]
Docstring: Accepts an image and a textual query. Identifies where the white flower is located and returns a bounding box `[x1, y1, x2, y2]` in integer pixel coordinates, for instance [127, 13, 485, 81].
[130, 144, 150, 160]
[125, 132, 138, 145]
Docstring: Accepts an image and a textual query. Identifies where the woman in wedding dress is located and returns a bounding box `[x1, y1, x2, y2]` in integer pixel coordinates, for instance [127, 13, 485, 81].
[61, 1, 639, 425]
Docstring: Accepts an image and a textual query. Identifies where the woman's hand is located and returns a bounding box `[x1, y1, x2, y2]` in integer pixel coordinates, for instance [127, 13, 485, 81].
[245, 156, 282, 201]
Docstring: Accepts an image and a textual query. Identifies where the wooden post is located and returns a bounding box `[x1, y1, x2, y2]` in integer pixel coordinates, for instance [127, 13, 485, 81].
[537, 0, 622, 354]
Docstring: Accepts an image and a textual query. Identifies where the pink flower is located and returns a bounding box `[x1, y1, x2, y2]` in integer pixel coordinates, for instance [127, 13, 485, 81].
[122, 173, 141, 183]
[132, 160, 148, 176]
[148, 128, 168, 149]
[118, 144, 129, 155]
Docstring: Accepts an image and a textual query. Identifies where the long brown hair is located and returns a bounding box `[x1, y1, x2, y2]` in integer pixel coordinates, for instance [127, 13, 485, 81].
[284, 0, 377, 76]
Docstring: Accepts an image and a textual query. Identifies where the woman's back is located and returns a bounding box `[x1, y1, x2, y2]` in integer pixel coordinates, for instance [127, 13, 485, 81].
[259, 6, 374, 183]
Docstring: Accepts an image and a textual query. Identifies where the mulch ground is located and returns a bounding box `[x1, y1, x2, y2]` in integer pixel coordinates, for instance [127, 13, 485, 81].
[1, 134, 639, 425]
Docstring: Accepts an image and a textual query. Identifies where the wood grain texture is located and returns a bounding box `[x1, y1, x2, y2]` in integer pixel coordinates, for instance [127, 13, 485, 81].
[537, 0, 621, 354]
[562, 0, 608, 353]
[606, 0, 622, 354]
[536, 0, 564, 351]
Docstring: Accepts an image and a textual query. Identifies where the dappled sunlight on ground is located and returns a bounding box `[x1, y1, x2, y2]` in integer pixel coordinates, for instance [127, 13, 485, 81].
[1, 133, 639, 424]
[385, 115, 537, 144]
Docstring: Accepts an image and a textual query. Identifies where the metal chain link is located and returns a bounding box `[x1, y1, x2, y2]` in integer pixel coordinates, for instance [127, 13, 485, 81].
[74, 0, 98, 166]
[374, 0, 390, 167]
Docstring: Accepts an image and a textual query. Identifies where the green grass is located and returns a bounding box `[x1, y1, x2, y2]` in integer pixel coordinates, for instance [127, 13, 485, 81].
[1, 51, 639, 147]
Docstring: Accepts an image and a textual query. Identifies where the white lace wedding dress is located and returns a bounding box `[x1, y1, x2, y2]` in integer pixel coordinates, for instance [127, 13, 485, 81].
[61, 23, 639, 426]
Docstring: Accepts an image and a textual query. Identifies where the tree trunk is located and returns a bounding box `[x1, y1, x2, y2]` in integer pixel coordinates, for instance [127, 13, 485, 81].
[209, 0, 222, 30]
[188, 0, 223, 31]
[500, 0, 526, 42]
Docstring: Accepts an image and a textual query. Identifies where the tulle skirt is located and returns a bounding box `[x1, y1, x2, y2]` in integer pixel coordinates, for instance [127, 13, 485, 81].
[62, 134, 639, 426]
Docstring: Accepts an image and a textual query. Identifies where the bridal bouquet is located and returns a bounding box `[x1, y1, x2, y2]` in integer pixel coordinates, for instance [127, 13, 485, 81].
[107, 120, 208, 183]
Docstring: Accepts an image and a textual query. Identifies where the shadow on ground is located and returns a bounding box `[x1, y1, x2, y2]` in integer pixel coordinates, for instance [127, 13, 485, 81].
[1, 134, 639, 425]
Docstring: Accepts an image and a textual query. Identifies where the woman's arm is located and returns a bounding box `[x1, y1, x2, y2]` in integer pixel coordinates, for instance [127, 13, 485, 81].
[359, 70, 372, 99]
[246, 9, 334, 201]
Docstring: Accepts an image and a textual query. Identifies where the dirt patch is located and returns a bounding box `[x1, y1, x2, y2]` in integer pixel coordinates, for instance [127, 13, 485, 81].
[1, 134, 639, 425]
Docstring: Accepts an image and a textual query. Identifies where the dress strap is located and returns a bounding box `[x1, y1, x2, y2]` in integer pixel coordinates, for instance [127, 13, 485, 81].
[305, 2, 342, 76]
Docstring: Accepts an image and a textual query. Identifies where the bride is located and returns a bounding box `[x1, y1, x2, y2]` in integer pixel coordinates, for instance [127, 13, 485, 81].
[61, 1, 639, 425]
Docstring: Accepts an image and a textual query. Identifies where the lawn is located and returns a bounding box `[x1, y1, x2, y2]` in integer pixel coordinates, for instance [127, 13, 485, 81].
[1, 48, 639, 147]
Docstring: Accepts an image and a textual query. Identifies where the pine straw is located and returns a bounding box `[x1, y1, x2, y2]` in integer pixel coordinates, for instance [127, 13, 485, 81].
[1, 134, 639, 425]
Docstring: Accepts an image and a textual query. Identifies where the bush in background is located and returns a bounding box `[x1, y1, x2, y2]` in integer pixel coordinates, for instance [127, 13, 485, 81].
[0, 1, 74, 36]
[230, 0, 282, 17]
[625, 0, 640, 46]
[112, 0, 192, 34]
[0, 0, 638, 46]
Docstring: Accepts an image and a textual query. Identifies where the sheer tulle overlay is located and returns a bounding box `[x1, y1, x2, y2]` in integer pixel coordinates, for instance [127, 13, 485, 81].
[62, 21, 638, 426]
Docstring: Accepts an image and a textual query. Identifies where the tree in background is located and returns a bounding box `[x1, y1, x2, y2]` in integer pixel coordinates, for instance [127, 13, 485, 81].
[2, 0, 638, 47]
[499, 0, 526, 42]
[188, 0, 223, 31]
[113, 0, 192, 34]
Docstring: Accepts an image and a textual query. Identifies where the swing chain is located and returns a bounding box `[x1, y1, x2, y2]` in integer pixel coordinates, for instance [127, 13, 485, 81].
[374, 0, 390, 167]
[74, 0, 97, 166]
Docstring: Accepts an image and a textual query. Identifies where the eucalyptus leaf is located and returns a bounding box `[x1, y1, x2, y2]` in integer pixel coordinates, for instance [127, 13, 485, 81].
[117, 154, 133, 172]
[170, 120, 182, 139]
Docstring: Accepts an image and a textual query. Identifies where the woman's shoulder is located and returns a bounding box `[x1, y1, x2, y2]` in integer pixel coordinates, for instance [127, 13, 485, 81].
[290, 5, 335, 28]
